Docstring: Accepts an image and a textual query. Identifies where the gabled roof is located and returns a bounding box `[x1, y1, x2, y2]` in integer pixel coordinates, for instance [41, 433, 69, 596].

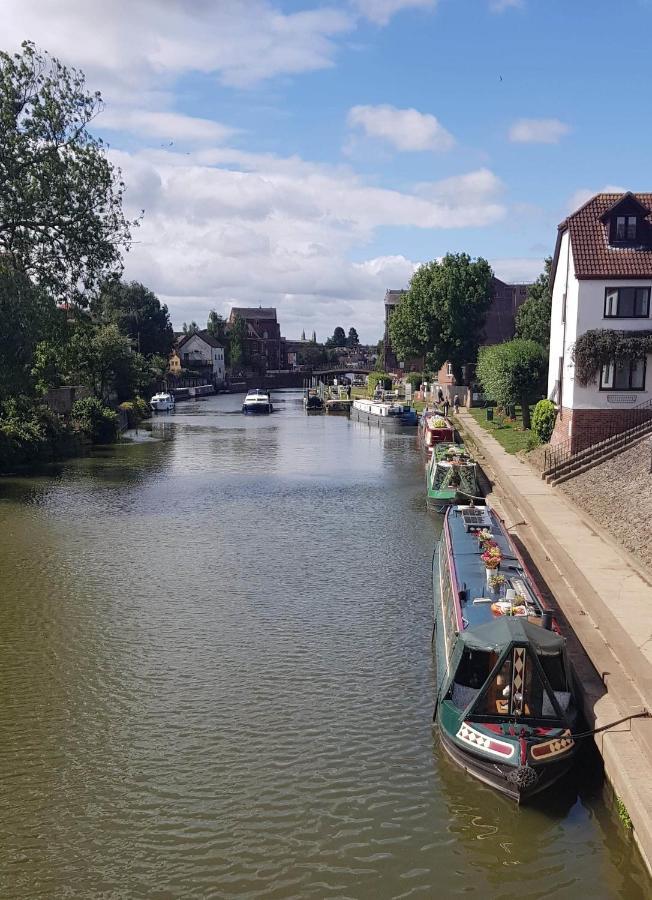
[177, 329, 223, 349]
[554, 192, 652, 281]
[230, 307, 277, 320]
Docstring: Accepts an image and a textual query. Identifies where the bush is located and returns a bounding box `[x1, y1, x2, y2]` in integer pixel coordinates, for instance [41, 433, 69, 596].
[406, 372, 423, 392]
[525, 433, 541, 452]
[119, 396, 151, 429]
[0, 397, 76, 472]
[368, 372, 392, 395]
[72, 397, 119, 444]
[531, 399, 557, 444]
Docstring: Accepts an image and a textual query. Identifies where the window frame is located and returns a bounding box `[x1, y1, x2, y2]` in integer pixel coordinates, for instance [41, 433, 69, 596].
[599, 357, 647, 391]
[603, 286, 650, 319]
[612, 215, 638, 243]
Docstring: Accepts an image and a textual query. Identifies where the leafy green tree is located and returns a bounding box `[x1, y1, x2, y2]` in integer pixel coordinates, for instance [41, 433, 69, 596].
[515, 257, 552, 347]
[367, 372, 392, 395]
[298, 344, 327, 367]
[93, 280, 173, 356]
[0, 42, 134, 302]
[66, 323, 134, 401]
[476, 339, 548, 430]
[347, 327, 359, 348]
[71, 396, 119, 443]
[182, 321, 199, 335]
[389, 253, 493, 380]
[229, 315, 248, 368]
[206, 310, 227, 342]
[0, 268, 63, 399]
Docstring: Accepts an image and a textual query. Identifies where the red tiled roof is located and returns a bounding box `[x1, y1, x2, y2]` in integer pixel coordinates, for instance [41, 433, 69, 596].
[559, 192, 652, 279]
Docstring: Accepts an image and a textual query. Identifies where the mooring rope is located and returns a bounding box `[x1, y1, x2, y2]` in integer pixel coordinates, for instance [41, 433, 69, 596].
[568, 710, 650, 741]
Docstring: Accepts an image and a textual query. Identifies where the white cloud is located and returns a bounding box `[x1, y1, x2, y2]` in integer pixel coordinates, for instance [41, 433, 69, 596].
[99, 110, 237, 144]
[347, 104, 455, 152]
[490, 257, 543, 283]
[111, 148, 505, 339]
[489, 0, 523, 12]
[2, 0, 353, 90]
[508, 118, 571, 144]
[566, 185, 627, 214]
[352, 0, 437, 26]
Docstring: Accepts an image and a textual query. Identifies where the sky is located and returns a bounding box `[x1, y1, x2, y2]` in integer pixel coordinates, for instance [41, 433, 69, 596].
[3, 0, 651, 341]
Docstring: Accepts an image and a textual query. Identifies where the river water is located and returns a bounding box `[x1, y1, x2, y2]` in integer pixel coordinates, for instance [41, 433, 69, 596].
[0, 391, 648, 899]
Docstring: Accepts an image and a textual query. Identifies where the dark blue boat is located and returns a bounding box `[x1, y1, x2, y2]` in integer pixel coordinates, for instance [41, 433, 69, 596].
[433, 504, 579, 801]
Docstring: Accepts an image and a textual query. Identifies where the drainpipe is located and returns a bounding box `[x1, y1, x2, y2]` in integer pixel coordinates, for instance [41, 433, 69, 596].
[559, 232, 571, 419]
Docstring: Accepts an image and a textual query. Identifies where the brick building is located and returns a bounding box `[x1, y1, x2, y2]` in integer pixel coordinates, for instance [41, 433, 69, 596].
[228, 307, 285, 371]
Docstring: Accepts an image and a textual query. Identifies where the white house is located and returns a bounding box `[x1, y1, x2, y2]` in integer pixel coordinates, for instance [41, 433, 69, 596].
[177, 330, 225, 383]
[548, 191, 652, 451]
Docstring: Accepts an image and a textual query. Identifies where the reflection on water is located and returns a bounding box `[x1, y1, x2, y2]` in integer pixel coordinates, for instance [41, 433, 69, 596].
[0, 391, 648, 898]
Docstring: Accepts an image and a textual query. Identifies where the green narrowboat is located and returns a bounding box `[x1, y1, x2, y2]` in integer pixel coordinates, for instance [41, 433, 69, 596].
[433, 504, 579, 801]
[426, 443, 479, 508]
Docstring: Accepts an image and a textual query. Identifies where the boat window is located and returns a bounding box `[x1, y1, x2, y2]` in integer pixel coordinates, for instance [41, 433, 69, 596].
[448, 649, 497, 710]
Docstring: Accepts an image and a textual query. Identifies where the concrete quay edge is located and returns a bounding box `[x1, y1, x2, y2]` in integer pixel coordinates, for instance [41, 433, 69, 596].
[455, 410, 652, 875]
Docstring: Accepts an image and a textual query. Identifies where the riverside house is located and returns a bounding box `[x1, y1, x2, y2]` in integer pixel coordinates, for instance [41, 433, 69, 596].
[547, 191, 652, 450]
[177, 330, 225, 385]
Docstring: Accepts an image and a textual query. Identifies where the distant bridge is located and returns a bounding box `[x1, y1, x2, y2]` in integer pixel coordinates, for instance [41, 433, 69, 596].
[312, 365, 373, 377]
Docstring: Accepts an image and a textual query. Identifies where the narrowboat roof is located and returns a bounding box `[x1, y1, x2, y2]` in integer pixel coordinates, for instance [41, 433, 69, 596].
[444, 505, 549, 630]
[458, 618, 563, 655]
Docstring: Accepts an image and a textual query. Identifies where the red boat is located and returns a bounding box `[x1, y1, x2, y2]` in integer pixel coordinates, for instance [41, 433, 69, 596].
[419, 410, 455, 454]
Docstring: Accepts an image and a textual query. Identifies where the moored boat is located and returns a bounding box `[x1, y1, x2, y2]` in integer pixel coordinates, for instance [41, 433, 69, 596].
[150, 392, 175, 412]
[426, 443, 479, 507]
[419, 410, 455, 453]
[351, 398, 417, 429]
[304, 390, 324, 411]
[242, 389, 273, 414]
[433, 504, 579, 801]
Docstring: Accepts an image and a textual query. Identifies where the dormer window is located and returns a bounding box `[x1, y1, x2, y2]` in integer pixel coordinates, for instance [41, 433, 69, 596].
[615, 215, 637, 241]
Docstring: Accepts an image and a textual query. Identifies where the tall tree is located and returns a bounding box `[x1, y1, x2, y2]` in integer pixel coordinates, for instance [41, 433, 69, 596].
[311, 330, 317, 343]
[0, 267, 63, 399]
[93, 280, 173, 356]
[347, 327, 359, 347]
[182, 321, 199, 335]
[206, 310, 227, 342]
[229, 316, 248, 368]
[515, 257, 552, 348]
[301, 329, 306, 341]
[476, 339, 548, 430]
[0, 42, 135, 303]
[326, 326, 347, 348]
[389, 253, 493, 380]
[66, 323, 134, 401]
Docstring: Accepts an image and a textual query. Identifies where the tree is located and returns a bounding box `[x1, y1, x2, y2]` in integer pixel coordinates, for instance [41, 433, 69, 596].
[206, 310, 226, 342]
[229, 315, 248, 368]
[93, 280, 173, 356]
[347, 327, 359, 348]
[326, 326, 347, 348]
[389, 253, 493, 380]
[476, 339, 548, 430]
[301, 329, 306, 341]
[66, 323, 134, 401]
[298, 344, 327, 367]
[0, 42, 135, 303]
[515, 257, 552, 347]
[0, 268, 63, 399]
[311, 330, 317, 343]
[182, 321, 199, 335]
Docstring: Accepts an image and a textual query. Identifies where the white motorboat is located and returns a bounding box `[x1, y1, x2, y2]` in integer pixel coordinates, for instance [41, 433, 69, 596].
[351, 398, 417, 429]
[150, 392, 175, 412]
[242, 389, 273, 414]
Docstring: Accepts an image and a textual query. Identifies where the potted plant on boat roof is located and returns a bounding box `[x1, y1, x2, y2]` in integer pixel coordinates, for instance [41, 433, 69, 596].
[481, 544, 502, 584]
[489, 572, 506, 594]
[477, 528, 493, 547]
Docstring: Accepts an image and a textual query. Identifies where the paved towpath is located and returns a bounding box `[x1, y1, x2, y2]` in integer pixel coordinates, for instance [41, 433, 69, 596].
[457, 408, 652, 871]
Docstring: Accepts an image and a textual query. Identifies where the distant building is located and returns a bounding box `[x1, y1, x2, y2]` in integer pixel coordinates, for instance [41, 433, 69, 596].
[548, 191, 652, 450]
[228, 307, 284, 371]
[383, 289, 412, 371]
[168, 349, 181, 375]
[176, 330, 225, 383]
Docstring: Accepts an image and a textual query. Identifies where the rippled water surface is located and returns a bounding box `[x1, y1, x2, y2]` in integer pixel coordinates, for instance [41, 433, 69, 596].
[0, 391, 649, 898]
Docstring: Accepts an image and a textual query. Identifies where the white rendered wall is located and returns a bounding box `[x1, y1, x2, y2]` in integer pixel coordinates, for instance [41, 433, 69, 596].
[547, 232, 580, 405]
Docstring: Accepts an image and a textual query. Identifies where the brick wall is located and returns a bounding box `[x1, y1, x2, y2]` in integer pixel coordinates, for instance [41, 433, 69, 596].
[551, 406, 647, 453]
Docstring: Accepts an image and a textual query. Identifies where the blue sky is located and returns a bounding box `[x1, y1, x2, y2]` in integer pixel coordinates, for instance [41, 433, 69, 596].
[5, 0, 651, 340]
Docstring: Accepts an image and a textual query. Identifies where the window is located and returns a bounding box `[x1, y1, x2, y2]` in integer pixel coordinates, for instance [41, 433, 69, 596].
[446, 362, 453, 377]
[614, 215, 637, 241]
[600, 358, 646, 391]
[604, 287, 650, 318]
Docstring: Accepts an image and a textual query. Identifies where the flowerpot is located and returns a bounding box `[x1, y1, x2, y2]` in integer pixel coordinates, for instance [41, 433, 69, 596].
[485, 567, 498, 585]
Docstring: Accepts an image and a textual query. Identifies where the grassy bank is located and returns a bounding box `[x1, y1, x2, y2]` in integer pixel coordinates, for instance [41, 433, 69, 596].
[466, 406, 534, 455]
